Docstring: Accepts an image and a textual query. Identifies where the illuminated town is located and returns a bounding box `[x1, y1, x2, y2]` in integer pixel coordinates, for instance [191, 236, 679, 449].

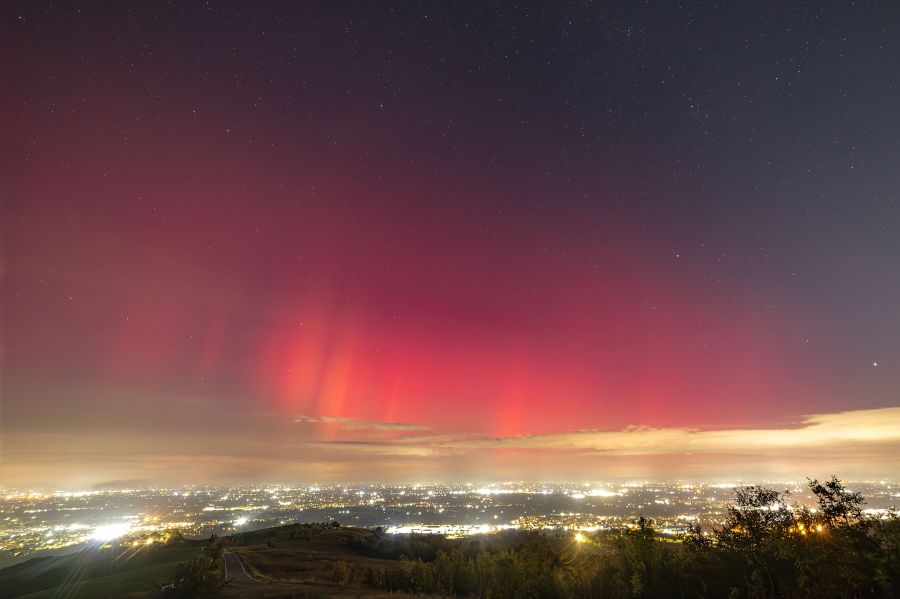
[2, 481, 897, 567]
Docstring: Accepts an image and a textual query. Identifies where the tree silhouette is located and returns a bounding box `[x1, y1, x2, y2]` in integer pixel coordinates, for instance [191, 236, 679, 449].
[808, 475, 865, 527]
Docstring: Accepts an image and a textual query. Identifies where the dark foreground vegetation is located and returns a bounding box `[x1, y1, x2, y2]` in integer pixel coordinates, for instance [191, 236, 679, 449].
[1, 477, 897, 598]
[348, 477, 900, 599]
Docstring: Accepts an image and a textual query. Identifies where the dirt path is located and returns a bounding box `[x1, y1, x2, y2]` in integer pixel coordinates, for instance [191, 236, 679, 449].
[224, 551, 260, 586]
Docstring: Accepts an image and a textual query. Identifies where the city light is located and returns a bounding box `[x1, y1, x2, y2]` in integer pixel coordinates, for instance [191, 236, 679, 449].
[2, 481, 896, 560]
[92, 522, 132, 542]
[589, 489, 620, 497]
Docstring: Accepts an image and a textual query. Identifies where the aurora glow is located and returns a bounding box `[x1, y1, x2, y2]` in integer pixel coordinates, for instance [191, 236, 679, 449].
[3, 2, 899, 487]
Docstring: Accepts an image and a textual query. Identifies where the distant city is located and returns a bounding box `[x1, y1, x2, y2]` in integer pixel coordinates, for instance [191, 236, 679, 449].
[3, 480, 897, 567]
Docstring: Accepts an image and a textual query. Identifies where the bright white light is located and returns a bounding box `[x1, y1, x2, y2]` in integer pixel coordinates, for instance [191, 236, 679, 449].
[92, 522, 131, 542]
[234, 517, 248, 526]
[589, 488, 619, 497]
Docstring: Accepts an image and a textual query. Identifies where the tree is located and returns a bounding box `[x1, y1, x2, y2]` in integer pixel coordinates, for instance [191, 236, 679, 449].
[714, 486, 795, 598]
[808, 476, 864, 527]
[160, 552, 224, 598]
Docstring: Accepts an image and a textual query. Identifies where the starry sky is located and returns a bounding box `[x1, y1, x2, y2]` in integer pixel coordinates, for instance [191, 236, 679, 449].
[3, 2, 900, 487]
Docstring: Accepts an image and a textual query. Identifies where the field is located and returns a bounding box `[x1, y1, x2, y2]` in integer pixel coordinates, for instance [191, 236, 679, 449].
[232, 524, 393, 581]
[0, 524, 439, 598]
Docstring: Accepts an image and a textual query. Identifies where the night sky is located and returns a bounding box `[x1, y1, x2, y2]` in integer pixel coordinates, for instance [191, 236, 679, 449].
[3, 2, 900, 487]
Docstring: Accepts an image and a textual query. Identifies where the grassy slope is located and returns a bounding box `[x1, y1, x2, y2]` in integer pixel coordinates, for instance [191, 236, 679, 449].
[0, 541, 202, 599]
[0, 525, 420, 599]
[231, 524, 395, 584]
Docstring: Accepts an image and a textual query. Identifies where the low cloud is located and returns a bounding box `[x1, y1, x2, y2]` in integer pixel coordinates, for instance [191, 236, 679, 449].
[4, 407, 898, 487]
[294, 415, 429, 431]
[310, 407, 900, 462]
[475, 406, 900, 455]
